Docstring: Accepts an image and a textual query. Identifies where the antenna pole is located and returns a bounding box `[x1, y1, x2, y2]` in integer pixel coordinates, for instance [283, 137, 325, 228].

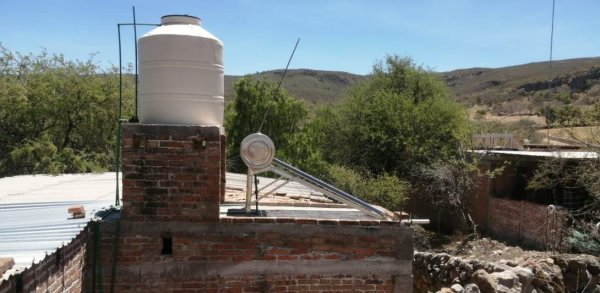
[133, 6, 139, 122]
[114, 12, 159, 206]
[546, 0, 556, 148]
[115, 24, 123, 207]
[257, 38, 300, 133]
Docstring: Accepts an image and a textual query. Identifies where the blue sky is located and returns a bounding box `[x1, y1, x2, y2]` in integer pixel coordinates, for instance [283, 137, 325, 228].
[1, 0, 599, 75]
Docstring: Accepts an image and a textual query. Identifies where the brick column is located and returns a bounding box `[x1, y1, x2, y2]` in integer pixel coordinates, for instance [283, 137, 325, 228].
[121, 124, 224, 222]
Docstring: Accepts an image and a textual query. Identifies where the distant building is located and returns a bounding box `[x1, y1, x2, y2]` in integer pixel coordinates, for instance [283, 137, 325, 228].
[470, 149, 596, 247]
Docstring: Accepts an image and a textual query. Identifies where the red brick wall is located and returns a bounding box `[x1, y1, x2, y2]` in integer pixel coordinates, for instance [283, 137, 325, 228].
[121, 124, 224, 222]
[112, 274, 397, 292]
[2, 123, 414, 292]
[113, 123, 413, 292]
[0, 225, 92, 293]
[97, 219, 413, 292]
[470, 164, 490, 227]
[489, 197, 565, 247]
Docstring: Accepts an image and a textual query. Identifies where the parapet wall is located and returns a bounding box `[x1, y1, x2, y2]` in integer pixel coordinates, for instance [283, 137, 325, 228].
[97, 219, 413, 292]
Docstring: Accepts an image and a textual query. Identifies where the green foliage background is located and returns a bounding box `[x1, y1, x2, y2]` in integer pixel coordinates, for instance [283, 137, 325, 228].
[1, 45, 472, 214]
[0, 46, 134, 176]
[225, 56, 472, 211]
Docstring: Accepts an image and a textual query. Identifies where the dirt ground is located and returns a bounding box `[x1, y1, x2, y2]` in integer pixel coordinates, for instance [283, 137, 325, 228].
[413, 226, 554, 263]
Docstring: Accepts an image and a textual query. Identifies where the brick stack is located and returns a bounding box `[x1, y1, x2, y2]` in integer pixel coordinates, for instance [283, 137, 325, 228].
[121, 124, 225, 222]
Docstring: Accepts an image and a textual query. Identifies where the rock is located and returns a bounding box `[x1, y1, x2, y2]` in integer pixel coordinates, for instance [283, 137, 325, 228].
[510, 266, 535, 292]
[495, 284, 520, 293]
[0, 257, 15, 275]
[590, 275, 600, 289]
[492, 270, 519, 288]
[526, 259, 565, 293]
[552, 256, 568, 270]
[567, 258, 586, 274]
[493, 263, 513, 272]
[587, 258, 600, 275]
[464, 283, 480, 293]
[565, 270, 592, 292]
[587, 284, 600, 293]
[472, 269, 496, 293]
[451, 283, 464, 293]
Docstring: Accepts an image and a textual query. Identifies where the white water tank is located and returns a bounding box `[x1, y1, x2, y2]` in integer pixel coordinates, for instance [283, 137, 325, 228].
[138, 15, 224, 125]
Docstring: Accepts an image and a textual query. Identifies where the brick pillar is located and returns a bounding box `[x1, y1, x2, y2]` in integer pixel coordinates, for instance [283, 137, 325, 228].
[121, 124, 224, 222]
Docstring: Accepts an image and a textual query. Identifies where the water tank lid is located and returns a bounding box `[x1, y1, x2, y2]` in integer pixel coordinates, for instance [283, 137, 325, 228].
[161, 15, 201, 25]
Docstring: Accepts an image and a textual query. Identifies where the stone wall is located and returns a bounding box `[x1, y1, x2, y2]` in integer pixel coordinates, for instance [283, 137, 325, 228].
[414, 251, 600, 293]
[0, 224, 93, 293]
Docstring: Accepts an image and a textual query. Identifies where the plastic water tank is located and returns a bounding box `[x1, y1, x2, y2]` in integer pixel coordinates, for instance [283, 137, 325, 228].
[138, 15, 224, 125]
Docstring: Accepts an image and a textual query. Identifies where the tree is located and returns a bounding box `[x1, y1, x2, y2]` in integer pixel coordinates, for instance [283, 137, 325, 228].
[225, 76, 325, 174]
[312, 56, 473, 220]
[317, 55, 470, 178]
[415, 158, 480, 233]
[528, 157, 600, 254]
[0, 45, 134, 177]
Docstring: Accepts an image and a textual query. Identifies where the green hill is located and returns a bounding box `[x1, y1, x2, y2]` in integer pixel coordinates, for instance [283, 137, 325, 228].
[224, 69, 365, 106]
[441, 57, 600, 114]
[224, 57, 600, 115]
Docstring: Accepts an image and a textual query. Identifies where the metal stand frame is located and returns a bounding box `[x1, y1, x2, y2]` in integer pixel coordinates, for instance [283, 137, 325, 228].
[244, 158, 390, 220]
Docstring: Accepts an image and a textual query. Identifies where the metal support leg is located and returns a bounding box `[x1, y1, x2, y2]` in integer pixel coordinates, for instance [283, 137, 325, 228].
[245, 169, 253, 213]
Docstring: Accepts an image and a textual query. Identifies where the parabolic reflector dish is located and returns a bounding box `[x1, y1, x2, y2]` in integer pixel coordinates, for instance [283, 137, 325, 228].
[240, 133, 275, 171]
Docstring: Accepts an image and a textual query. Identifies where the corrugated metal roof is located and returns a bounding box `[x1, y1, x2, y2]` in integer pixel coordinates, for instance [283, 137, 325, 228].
[0, 173, 119, 268]
[0, 172, 329, 269]
[472, 149, 599, 159]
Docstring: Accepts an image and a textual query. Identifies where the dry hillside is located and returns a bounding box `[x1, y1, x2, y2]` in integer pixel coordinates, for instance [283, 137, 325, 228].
[225, 58, 600, 115]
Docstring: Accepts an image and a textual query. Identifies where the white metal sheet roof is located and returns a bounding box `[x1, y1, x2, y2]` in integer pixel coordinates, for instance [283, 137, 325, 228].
[472, 149, 599, 159]
[0, 173, 120, 268]
[0, 172, 324, 269]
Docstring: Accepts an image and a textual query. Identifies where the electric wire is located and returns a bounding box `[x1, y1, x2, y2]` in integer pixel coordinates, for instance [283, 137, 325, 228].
[257, 38, 300, 133]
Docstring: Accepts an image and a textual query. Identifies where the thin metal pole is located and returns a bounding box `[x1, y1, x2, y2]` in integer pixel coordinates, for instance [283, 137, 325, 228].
[115, 24, 122, 207]
[254, 175, 259, 211]
[115, 121, 122, 207]
[245, 169, 253, 213]
[546, 0, 556, 148]
[116, 23, 159, 26]
[118, 25, 123, 121]
[133, 6, 139, 121]
[114, 17, 158, 206]
[257, 38, 300, 133]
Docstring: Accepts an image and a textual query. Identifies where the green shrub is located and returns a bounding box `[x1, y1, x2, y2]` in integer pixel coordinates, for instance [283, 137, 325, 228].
[327, 165, 409, 211]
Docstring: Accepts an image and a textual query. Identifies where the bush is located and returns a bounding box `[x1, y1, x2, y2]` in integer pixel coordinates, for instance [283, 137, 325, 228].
[327, 165, 409, 211]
